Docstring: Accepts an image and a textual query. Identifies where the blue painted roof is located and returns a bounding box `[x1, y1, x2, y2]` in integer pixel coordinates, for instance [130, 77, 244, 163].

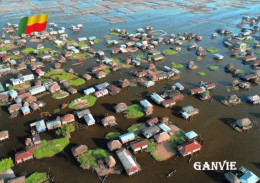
[0, 84, 4, 92]
[34, 120, 46, 132]
[119, 132, 135, 142]
[239, 171, 260, 183]
[8, 90, 18, 96]
[83, 114, 95, 124]
[21, 106, 30, 113]
[95, 82, 109, 91]
[158, 123, 171, 132]
[185, 131, 198, 139]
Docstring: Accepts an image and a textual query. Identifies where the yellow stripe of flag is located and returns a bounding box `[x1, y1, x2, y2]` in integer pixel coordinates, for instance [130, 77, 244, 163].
[27, 13, 49, 26]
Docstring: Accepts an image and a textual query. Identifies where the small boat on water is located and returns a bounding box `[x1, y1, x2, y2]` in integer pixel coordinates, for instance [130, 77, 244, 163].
[167, 169, 176, 177]
[188, 155, 193, 163]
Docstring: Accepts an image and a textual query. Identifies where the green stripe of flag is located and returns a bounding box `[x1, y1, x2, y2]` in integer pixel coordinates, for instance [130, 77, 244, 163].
[17, 17, 28, 36]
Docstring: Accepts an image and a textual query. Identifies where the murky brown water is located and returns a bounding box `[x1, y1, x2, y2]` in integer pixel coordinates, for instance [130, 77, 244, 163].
[0, 2, 260, 183]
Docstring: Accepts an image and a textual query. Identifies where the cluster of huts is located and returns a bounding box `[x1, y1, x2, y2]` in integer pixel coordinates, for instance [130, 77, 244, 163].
[104, 116, 203, 175]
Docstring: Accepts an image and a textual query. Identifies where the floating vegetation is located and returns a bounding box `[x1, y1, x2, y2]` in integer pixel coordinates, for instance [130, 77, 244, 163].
[206, 47, 218, 54]
[198, 72, 206, 76]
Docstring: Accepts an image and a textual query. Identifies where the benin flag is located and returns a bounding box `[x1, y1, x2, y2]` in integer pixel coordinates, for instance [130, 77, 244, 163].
[17, 13, 49, 35]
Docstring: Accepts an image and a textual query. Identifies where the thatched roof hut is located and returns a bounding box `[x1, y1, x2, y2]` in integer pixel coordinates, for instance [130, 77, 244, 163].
[107, 140, 122, 151]
[114, 103, 128, 113]
[29, 102, 40, 111]
[71, 145, 88, 157]
[102, 116, 117, 127]
[225, 63, 234, 72]
[154, 132, 170, 143]
[119, 79, 130, 88]
[236, 118, 252, 130]
[144, 106, 153, 115]
[148, 63, 156, 70]
[105, 156, 116, 168]
[34, 79, 42, 86]
[161, 116, 169, 124]
[23, 96, 37, 103]
[0, 130, 9, 140]
[61, 114, 75, 124]
[55, 63, 61, 69]
[8, 104, 22, 114]
[232, 80, 239, 86]
[83, 73, 92, 81]
[25, 138, 32, 147]
[67, 87, 77, 94]
[0, 94, 9, 103]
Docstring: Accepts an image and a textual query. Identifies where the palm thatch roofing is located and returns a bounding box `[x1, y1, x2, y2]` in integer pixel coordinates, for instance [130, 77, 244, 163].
[61, 114, 75, 124]
[102, 116, 117, 127]
[23, 96, 37, 103]
[154, 132, 170, 143]
[107, 140, 122, 151]
[29, 102, 40, 111]
[71, 145, 88, 157]
[119, 79, 130, 88]
[236, 118, 252, 127]
[8, 104, 22, 113]
[105, 155, 116, 168]
[0, 130, 8, 138]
